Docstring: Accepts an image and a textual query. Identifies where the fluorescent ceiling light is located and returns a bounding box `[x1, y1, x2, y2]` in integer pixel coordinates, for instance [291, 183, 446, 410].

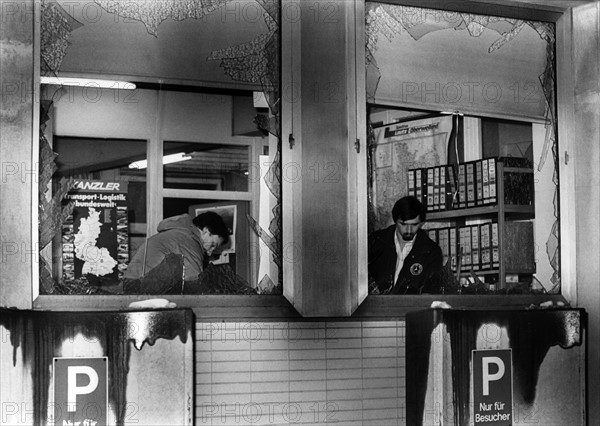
[129, 152, 192, 170]
[40, 76, 136, 90]
[440, 110, 464, 116]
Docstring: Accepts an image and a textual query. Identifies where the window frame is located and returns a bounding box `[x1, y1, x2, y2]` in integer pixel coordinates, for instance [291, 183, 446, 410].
[30, 0, 574, 317]
[361, 1, 571, 301]
[38, 100, 269, 298]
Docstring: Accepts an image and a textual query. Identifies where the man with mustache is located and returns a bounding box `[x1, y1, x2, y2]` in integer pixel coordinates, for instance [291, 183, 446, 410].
[368, 196, 443, 294]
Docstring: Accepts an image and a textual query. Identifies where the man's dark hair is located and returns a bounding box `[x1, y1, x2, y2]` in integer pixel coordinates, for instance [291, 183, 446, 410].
[193, 211, 230, 243]
[392, 196, 426, 223]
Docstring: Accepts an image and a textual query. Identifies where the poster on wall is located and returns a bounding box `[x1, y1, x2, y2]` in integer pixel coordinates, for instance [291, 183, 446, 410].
[62, 180, 128, 287]
[371, 116, 451, 230]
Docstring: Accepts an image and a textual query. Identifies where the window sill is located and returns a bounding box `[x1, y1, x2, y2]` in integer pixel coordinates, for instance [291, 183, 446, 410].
[33, 293, 568, 321]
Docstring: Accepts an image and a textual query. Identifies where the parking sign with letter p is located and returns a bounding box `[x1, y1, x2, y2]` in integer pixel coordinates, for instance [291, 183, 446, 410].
[54, 357, 108, 426]
[472, 349, 513, 425]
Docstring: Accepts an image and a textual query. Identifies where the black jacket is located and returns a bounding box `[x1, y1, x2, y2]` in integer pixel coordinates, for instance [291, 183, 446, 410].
[368, 226, 443, 294]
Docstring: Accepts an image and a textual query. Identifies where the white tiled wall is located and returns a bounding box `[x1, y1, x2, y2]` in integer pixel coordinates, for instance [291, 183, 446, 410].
[195, 321, 407, 425]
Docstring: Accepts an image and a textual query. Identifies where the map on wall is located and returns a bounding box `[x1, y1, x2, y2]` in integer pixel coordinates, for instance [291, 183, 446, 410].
[371, 116, 452, 230]
[73, 208, 118, 276]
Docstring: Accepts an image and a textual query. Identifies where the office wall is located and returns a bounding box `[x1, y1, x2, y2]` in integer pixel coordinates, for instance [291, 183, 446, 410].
[52, 88, 234, 143]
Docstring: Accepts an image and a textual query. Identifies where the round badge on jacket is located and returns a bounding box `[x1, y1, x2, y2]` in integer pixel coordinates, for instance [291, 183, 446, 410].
[410, 263, 423, 276]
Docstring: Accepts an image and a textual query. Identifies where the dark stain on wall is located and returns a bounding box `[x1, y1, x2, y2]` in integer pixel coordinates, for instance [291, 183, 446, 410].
[0, 307, 191, 425]
[406, 308, 583, 425]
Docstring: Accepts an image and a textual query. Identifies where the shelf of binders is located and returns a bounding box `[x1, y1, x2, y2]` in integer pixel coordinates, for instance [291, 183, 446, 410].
[414, 160, 535, 289]
[427, 203, 534, 221]
[426, 220, 535, 283]
[408, 159, 535, 217]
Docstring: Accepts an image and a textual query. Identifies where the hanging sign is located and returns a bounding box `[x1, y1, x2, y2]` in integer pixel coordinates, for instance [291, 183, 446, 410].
[472, 349, 513, 425]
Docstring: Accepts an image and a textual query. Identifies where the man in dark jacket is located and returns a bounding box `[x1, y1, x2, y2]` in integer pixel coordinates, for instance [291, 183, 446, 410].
[368, 196, 443, 294]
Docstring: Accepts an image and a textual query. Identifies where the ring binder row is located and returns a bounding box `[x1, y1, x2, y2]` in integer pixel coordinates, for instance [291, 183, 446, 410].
[426, 223, 499, 272]
[408, 157, 534, 213]
[427, 221, 535, 275]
